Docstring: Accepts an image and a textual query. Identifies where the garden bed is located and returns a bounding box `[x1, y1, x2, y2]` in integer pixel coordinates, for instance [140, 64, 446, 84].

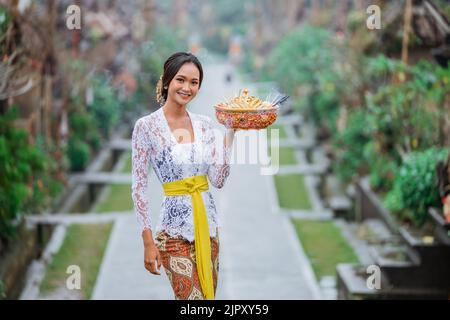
[322, 175, 353, 219]
[338, 178, 450, 299]
[337, 264, 447, 300]
[339, 196, 450, 298]
[355, 177, 399, 234]
[429, 207, 450, 245]
[58, 126, 130, 214]
[1, 125, 131, 299]
[0, 222, 54, 299]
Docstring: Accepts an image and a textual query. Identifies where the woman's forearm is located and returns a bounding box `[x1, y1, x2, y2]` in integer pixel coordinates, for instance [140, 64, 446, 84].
[224, 128, 236, 149]
[142, 229, 155, 248]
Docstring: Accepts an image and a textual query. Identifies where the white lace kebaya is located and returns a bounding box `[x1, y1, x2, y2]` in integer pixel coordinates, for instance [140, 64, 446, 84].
[131, 107, 232, 242]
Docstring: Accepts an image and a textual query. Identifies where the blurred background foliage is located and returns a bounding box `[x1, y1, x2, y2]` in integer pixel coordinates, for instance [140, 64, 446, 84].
[0, 0, 449, 252]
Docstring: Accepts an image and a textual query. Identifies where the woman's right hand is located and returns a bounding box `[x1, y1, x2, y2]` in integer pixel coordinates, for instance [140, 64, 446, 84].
[144, 243, 162, 275]
[142, 229, 161, 275]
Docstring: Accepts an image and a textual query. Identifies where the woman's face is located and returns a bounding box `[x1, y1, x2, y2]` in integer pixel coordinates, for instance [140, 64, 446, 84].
[167, 62, 200, 106]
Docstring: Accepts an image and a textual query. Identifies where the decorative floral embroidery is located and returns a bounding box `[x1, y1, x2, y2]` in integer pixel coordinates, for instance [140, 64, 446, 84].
[131, 107, 232, 242]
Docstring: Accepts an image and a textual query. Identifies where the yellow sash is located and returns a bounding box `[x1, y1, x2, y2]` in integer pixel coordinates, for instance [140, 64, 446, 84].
[162, 175, 214, 300]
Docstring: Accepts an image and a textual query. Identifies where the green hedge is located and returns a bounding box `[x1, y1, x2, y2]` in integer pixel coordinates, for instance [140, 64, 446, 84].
[0, 107, 63, 240]
[385, 148, 449, 226]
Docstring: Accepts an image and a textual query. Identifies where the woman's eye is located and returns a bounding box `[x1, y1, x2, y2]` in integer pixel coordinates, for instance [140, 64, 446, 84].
[177, 78, 184, 82]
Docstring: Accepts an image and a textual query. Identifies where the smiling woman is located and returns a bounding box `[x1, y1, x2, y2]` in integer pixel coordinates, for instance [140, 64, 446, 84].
[131, 52, 238, 300]
[155, 52, 203, 107]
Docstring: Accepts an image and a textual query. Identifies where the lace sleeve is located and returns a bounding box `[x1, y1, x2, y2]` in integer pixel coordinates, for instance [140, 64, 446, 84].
[131, 118, 152, 235]
[205, 117, 232, 189]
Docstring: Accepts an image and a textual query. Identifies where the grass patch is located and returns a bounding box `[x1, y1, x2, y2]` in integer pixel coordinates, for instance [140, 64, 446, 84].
[269, 146, 297, 165]
[94, 184, 133, 212]
[291, 219, 359, 279]
[121, 152, 132, 173]
[267, 125, 297, 166]
[267, 124, 287, 139]
[279, 147, 297, 165]
[40, 222, 114, 299]
[274, 174, 312, 210]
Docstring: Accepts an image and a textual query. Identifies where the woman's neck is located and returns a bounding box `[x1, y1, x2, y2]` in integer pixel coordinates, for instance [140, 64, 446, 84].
[162, 100, 188, 120]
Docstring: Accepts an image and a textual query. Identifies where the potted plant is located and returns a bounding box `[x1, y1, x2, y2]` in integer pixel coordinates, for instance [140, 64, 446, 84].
[384, 147, 449, 234]
[436, 153, 450, 223]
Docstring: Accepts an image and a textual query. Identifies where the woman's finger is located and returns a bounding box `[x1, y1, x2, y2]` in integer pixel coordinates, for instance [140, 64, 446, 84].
[157, 252, 162, 269]
[145, 260, 160, 275]
[149, 259, 160, 275]
[152, 260, 161, 275]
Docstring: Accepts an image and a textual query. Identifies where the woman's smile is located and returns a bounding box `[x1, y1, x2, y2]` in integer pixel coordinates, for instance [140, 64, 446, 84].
[177, 91, 191, 100]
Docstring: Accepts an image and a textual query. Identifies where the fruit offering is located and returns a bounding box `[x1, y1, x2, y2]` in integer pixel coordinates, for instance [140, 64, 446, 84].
[214, 88, 288, 130]
[215, 88, 274, 111]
